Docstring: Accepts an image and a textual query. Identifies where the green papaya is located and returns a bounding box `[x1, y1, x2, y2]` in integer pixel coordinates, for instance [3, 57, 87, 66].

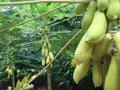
[74, 33, 93, 64]
[104, 55, 120, 90]
[97, 0, 109, 11]
[106, 0, 120, 20]
[85, 10, 107, 44]
[73, 60, 91, 84]
[81, 1, 96, 31]
[75, 2, 89, 15]
[92, 60, 103, 87]
[91, 33, 112, 60]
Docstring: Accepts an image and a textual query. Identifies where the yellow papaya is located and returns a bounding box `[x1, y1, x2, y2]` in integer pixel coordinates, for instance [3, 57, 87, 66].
[97, 0, 109, 11]
[41, 47, 46, 56]
[81, 1, 96, 31]
[104, 55, 120, 90]
[42, 58, 46, 66]
[46, 56, 50, 64]
[8, 69, 12, 76]
[85, 10, 107, 44]
[74, 33, 93, 64]
[75, 2, 89, 15]
[106, 0, 120, 20]
[6, 66, 10, 72]
[91, 33, 112, 60]
[49, 52, 54, 61]
[73, 59, 91, 84]
[92, 60, 103, 87]
[44, 48, 49, 58]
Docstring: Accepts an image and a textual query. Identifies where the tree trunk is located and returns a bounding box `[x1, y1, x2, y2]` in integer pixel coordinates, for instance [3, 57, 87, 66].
[47, 68, 52, 90]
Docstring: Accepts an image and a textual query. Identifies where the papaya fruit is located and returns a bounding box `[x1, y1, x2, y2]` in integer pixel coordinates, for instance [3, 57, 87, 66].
[73, 59, 91, 84]
[97, 0, 109, 11]
[91, 33, 112, 60]
[75, 2, 89, 15]
[81, 1, 96, 31]
[74, 33, 93, 64]
[85, 10, 107, 44]
[104, 55, 120, 90]
[92, 60, 103, 87]
[106, 0, 120, 20]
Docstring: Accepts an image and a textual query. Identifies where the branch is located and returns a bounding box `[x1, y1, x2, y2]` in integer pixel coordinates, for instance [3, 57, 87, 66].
[0, 0, 92, 6]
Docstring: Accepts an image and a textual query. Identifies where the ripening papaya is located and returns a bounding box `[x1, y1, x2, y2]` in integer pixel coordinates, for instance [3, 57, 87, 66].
[85, 10, 107, 44]
[91, 33, 112, 60]
[81, 1, 96, 31]
[74, 33, 93, 64]
[49, 52, 54, 60]
[75, 2, 89, 15]
[106, 0, 120, 20]
[97, 0, 109, 11]
[92, 60, 103, 87]
[73, 59, 91, 84]
[42, 58, 46, 66]
[104, 55, 120, 90]
[46, 56, 50, 64]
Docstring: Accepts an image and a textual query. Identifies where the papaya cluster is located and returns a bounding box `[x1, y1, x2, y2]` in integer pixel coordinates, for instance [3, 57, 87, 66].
[73, 0, 120, 90]
[5, 66, 15, 79]
[41, 36, 54, 68]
